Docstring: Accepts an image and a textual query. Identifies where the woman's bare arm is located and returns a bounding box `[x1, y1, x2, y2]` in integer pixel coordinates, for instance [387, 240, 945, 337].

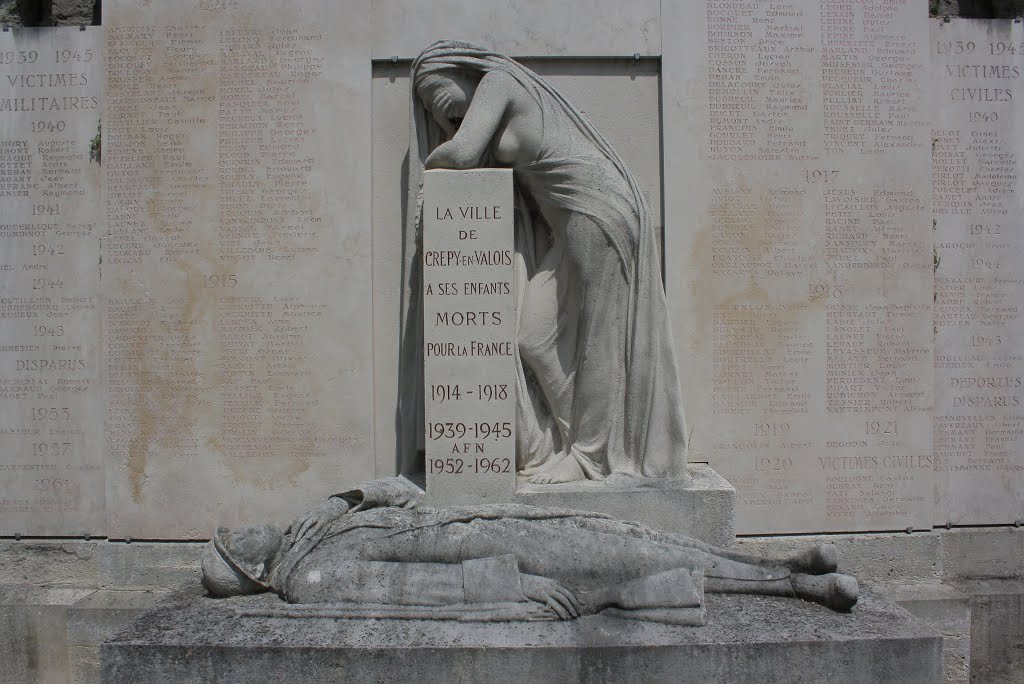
[425, 71, 513, 169]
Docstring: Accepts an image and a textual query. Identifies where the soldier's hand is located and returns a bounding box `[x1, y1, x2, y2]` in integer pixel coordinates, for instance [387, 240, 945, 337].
[520, 574, 582, 620]
[291, 496, 350, 543]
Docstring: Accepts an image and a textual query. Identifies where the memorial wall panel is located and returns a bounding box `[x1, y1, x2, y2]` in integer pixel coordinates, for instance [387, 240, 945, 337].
[663, 0, 935, 533]
[4, 7, 1017, 541]
[103, 0, 373, 538]
[931, 18, 1024, 525]
[0, 27, 104, 536]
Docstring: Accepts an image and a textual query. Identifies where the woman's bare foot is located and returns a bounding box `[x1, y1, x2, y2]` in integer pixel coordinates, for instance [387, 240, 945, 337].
[786, 544, 839, 575]
[527, 455, 586, 484]
[790, 572, 858, 611]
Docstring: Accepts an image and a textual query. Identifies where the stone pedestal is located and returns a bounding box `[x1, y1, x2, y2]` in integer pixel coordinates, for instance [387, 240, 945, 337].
[102, 586, 942, 684]
[412, 463, 735, 547]
[517, 463, 736, 548]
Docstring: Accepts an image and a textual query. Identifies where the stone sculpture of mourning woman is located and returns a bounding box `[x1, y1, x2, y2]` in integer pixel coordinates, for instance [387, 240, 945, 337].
[399, 40, 689, 484]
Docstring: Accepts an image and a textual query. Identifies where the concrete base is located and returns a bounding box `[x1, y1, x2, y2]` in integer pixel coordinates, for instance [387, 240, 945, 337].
[516, 463, 736, 547]
[0, 586, 93, 684]
[0, 526, 1019, 682]
[887, 583, 971, 684]
[102, 586, 941, 684]
[67, 590, 168, 684]
[956, 579, 1024, 684]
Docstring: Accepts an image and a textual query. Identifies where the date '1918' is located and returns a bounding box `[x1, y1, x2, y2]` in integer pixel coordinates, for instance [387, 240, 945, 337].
[430, 384, 509, 402]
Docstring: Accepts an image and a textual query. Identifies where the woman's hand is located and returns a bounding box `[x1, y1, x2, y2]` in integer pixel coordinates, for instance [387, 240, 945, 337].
[290, 496, 351, 543]
[520, 574, 582, 620]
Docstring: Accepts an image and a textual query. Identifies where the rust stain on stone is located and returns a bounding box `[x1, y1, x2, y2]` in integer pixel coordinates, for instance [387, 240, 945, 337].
[125, 254, 209, 503]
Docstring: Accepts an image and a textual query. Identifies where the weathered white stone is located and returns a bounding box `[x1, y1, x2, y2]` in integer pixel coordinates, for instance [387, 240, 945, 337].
[0, 27, 104, 536]
[663, 1, 935, 534]
[370, 0, 661, 59]
[102, 1, 375, 538]
[422, 169, 515, 503]
[931, 18, 1024, 527]
[371, 61, 663, 476]
[200, 477, 857, 619]
[401, 41, 688, 485]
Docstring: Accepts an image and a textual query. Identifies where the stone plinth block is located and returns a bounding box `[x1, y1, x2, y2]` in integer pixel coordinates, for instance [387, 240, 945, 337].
[422, 168, 516, 505]
[516, 463, 736, 548]
[102, 587, 941, 684]
[67, 590, 168, 684]
[0, 586, 94, 684]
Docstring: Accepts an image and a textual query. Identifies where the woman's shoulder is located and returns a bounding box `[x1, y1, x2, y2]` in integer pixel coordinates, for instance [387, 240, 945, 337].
[479, 69, 543, 119]
[480, 68, 516, 87]
[477, 69, 520, 99]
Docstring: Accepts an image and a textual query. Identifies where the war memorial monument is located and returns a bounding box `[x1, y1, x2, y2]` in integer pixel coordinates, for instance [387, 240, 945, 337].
[0, 0, 1021, 682]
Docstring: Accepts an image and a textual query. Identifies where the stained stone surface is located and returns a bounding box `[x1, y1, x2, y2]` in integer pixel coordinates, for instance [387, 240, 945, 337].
[0, 27, 104, 536]
[101, 585, 942, 684]
[101, 0, 375, 538]
[422, 169, 515, 504]
[931, 18, 1024, 526]
[663, 1, 935, 534]
[369, 0, 661, 60]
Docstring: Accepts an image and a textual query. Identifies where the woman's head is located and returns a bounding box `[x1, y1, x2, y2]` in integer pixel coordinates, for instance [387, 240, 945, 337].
[412, 41, 512, 136]
[415, 69, 479, 135]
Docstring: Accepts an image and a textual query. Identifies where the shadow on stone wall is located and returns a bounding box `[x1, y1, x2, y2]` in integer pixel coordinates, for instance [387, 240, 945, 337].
[932, 0, 1024, 16]
[956, 0, 1024, 17]
[0, 0, 98, 27]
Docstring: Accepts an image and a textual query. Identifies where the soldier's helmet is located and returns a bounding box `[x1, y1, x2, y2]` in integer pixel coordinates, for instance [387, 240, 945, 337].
[201, 524, 283, 597]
